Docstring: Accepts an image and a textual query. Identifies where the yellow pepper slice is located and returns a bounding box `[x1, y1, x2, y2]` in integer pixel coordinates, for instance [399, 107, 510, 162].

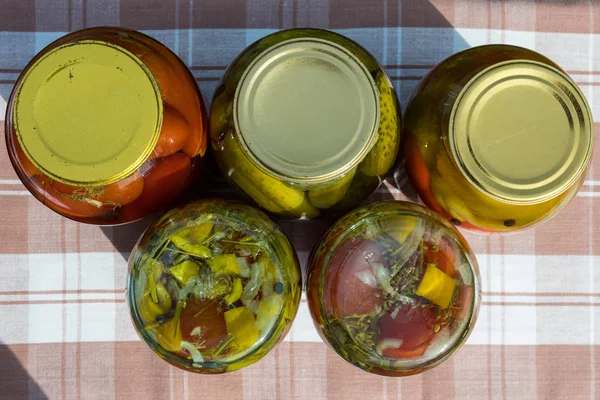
[416, 264, 456, 309]
[224, 306, 259, 352]
[139, 282, 171, 323]
[170, 233, 212, 258]
[258, 253, 277, 279]
[255, 294, 283, 333]
[169, 260, 200, 285]
[384, 215, 417, 244]
[224, 278, 243, 305]
[183, 221, 214, 243]
[209, 254, 240, 275]
[156, 317, 182, 352]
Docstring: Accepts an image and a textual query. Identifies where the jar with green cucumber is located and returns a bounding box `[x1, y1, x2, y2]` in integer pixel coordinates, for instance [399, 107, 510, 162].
[210, 28, 401, 219]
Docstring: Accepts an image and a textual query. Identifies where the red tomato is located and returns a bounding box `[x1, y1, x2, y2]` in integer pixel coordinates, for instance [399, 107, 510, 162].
[139, 48, 178, 101]
[404, 140, 444, 214]
[181, 127, 207, 158]
[380, 342, 429, 359]
[151, 107, 191, 159]
[326, 239, 384, 318]
[378, 304, 437, 359]
[121, 152, 191, 220]
[96, 173, 144, 206]
[424, 237, 457, 277]
[180, 300, 228, 349]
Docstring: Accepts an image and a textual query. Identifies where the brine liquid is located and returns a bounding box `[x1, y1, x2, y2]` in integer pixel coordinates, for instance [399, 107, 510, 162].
[133, 215, 293, 367]
[319, 214, 476, 370]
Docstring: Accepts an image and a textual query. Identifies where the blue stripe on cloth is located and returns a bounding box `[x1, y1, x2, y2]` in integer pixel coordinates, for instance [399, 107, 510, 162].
[0, 27, 469, 105]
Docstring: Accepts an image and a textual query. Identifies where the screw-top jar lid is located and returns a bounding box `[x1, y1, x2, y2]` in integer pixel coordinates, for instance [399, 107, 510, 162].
[450, 60, 593, 204]
[234, 37, 380, 185]
[14, 40, 162, 186]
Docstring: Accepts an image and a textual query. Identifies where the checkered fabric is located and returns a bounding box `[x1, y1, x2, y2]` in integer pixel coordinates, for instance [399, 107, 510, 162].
[0, 1, 599, 399]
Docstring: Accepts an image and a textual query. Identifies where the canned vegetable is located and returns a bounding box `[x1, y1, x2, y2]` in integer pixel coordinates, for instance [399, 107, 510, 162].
[127, 199, 301, 373]
[5, 27, 208, 224]
[210, 28, 401, 219]
[403, 45, 593, 233]
[307, 201, 481, 376]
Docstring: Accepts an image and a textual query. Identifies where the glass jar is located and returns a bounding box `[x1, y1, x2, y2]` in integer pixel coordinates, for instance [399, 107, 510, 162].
[307, 201, 480, 376]
[127, 199, 301, 373]
[403, 45, 593, 233]
[5, 27, 208, 224]
[210, 28, 401, 219]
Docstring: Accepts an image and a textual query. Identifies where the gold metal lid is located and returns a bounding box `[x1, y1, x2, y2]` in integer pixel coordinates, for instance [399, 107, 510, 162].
[234, 38, 379, 184]
[450, 61, 593, 203]
[14, 40, 162, 186]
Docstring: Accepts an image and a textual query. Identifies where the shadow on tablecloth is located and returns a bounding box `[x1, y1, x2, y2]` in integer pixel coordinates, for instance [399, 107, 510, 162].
[0, 343, 48, 400]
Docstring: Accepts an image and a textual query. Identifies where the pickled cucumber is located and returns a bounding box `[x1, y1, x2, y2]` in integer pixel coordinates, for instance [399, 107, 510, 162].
[218, 133, 320, 218]
[307, 169, 356, 209]
[328, 170, 380, 214]
[360, 73, 400, 177]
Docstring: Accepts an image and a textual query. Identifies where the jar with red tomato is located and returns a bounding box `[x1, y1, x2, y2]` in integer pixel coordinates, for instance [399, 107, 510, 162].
[5, 27, 208, 224]
[306, 201, 480, 376]
[127, 199, 301, 373]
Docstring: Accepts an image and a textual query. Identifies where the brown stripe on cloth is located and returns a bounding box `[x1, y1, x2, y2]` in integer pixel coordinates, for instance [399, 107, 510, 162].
[85, 0, 120, 27]
[484, 301, 600, 307]
[187, 366, 244, 399]
[502, 0, 536, 32]
[0, 195, 30, 254]
[34, 0, 70, 32]
[293, 0, 329, 29]
[535, 197, 596, 256]
[2, 343, 600, 399]
[290, 342, 327, 400]
[0, 299, 124, 306]
[113, 341, 178, 399]
[453, 0, 490, 29]
[324, 347, 399, 399]
[328, 0, 400, 29]
[59, 219, 69, 400]
[242, 0, 287, 29]
[484, 292, 600, 298]
[1, 0, 597, 33]
[535, 0, 596, 34]
[0, 0, 35, 31]
[536, 346, 595, 400]
[399, 0, 454, 28]
[591, 124, 600, 181]
[120, 0, 178, 30]
[191, 0, 248, 29]
[22, 201, 118, 254]
[0, 289, 122, 296]
[241, 350, 279, 399]
[0, 126, 21, 181]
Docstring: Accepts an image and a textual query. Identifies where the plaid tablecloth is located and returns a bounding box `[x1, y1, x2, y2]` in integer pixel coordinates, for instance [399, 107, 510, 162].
[0, 1, 599, 399]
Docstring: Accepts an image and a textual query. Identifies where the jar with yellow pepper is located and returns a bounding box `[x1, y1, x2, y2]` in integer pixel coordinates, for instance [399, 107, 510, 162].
[403, 45, 593, 233]
[307, 201, 480, 376]
[127, 199, 301, 373]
